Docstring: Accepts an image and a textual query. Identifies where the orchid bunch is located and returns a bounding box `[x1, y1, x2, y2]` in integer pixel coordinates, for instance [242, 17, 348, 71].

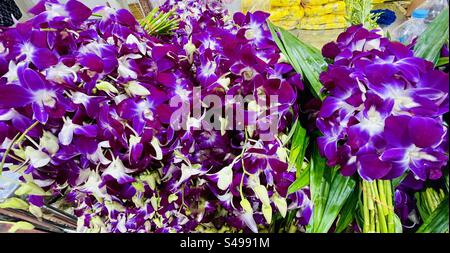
[0, 0, 310, 233]
[154, 0, 310, 233]
[318, 25, 448, 182]
[316, 25, 449, 233]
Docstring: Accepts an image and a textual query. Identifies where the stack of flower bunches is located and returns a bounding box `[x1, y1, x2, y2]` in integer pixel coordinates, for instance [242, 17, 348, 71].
[0, 0, 311, 233]
[269, 0, 305, 30]
[241, 0, 305, 30]
[300, 0, 347, 29]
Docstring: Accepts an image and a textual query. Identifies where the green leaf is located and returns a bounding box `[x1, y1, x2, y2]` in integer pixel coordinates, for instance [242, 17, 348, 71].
[392, 172, 408, 188]
[287, 120, 310, 194]
[287, 164, 310, 194]
[0, 197, 29, 211]
[14, 182, 50, 196]
[417, 197, 449, 233]
[240, 199, 253, 214]
[289, 120, 310, 175]
[414, 7, 449, 65]
[262, 204, 273, 224]
[436, 57, 449, 67]
[307, 144, 357, 233]
[445, 169, 449, 191]
[7, 221, 35, 233]
[335, 184, 360, 233]
[415, 192, 431, 221]
[307, 144, 327, 232]
[268, 22, 327, 100]
[394, 214, 403, 233]
[316, 170, 356, 232]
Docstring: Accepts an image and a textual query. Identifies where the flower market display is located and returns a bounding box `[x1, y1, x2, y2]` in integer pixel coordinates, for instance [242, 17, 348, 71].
[0, 0, 448, 234]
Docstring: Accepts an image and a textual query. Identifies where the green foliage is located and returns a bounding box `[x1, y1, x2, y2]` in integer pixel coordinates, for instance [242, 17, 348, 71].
[289, 121, 310, 175]
[335, 184, 360, 233]
[307, 144, 356, 233]
[268, 22, 327, 100]
[414, 8, 449, 65]
[415, 187, 447, 222]
[0, 197, 29, 211]
[436, 57, 449, 67]
[345, 0, 380, 29]
[417, 197, 449, 233]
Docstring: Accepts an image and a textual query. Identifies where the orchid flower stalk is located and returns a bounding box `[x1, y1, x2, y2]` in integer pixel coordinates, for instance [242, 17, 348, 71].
[362, 180, 396, 233]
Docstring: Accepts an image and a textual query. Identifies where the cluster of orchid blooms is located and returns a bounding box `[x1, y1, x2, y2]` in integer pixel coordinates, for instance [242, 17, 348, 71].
[317, 25, 448, 182]
[317, 26, 449, 228]
[0, 0, 311, 233]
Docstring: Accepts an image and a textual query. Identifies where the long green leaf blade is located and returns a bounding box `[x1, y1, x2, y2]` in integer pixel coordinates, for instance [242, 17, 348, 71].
[307, 143, 357, 233]
[414, 7, 449, 65]
[436, 57, 449, 67]
[335, 184, 359, 233]
[307, 144, 327, 232]
[289, 121, 309, 174]
[316, 171, 356, 232]
[288, 164, 310, 194]
[268, 22, 327, 100]
[417, 197, 449, 233]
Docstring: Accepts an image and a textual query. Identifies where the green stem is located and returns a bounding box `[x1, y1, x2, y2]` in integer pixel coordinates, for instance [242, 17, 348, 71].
[378, 180, 388, 215]
[0, 133, 21, 175]
[363, 182, 370, 233]
[366, 181, 376, 233]
[385, 180, 395, 233]
[0, 121, 39, 175]
[17, 121, 40, 150]
[361, 180, 395, 233]
[370, 181, 388, 233]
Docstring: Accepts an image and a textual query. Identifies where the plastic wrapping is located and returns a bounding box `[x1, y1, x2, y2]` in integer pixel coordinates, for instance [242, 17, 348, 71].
[300, 14, 346, 25]
[270, 5, 305, 21]
[270, 0, 302, 7]
[223, 0, 242, 14]
[302, 0, 340, 6]
[241, 0, 305, 30]
[241, 0, 270, 12]
[299, 14, 347, 29]
[240, 0, 347, 30]
[298, 21, 347, 29]
[416, 0, 449, 23]
[304, 1, 345, 17]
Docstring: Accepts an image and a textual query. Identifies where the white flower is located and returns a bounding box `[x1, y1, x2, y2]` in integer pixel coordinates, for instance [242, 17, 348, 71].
[25, 147, 51, 168]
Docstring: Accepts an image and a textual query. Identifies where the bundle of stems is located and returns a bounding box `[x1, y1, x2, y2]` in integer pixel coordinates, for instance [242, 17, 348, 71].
[362, 180, 396, 233]
[139, 7, 180, 36]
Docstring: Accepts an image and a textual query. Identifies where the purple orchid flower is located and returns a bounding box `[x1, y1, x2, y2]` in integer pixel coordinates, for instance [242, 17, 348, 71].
[0, 67, 70, 123]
